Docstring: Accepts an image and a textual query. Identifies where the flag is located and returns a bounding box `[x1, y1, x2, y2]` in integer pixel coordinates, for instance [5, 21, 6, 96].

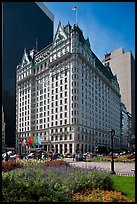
[32, 137, 37, 148]
[28, 137, 34, 146]
[26, 138, 28, 145]
[37, 136, 42, 148]
[22, 139, 26, 146]
[72, 6, 77, 10]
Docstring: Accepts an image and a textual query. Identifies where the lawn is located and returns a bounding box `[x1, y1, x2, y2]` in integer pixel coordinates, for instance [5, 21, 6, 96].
[111, 175, 135, 201]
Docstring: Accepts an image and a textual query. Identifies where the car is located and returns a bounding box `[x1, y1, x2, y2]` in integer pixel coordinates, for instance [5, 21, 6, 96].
[10, 154, 20, 160]
[2, 151, 13, 160]
[27, 152, 35, 158]
[20, 153, 28, 159]
[120, 151, 126, 156]
[64, 153, 72, 158]
[75, 153, 83, 161]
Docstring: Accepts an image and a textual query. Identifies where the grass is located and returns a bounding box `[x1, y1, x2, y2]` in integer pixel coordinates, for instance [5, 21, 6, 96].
[111, 175, 135, 201]
[90, 156, 135, 162]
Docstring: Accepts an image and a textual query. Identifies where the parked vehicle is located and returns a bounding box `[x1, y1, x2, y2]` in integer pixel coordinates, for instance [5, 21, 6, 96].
[75, 153, 83, 161]
[10, 154, 20, 160]
[119, 151, 126, 156]
[20, 153, 28, 159]
[64, 153, 72, 158]
[27, 152, 35, 158]
[2, 151, 13, 160]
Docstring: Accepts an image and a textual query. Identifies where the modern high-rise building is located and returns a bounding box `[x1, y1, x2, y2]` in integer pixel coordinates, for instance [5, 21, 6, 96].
[120, 103, 129, 151]
[16, 22, 121, 155]
[102, 48, 135, 136]
[2, 2, 54, 147]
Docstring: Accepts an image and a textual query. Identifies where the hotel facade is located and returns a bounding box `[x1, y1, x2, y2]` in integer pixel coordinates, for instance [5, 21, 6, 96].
[16, 22, 121, 155]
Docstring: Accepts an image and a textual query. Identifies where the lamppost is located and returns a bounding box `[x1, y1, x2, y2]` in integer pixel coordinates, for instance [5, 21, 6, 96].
[110, 129, 116, 174]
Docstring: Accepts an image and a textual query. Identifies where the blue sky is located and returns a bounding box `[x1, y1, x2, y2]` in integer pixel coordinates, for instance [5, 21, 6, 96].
[44, 2, 135, 61]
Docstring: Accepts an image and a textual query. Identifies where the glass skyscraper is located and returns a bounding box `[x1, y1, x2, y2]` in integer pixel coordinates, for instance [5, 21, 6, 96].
[2, 2, 54, 147]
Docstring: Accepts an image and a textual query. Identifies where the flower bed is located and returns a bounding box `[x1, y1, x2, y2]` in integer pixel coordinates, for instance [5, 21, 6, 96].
[2, 159, 133, 202]
[2, 161, 23, 172]
[72, 189, 132, 202]
[2, 161, 112, 202]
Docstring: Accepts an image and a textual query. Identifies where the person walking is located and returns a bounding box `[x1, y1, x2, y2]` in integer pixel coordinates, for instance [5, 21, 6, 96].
[72, 153, 75, 161]
[5, 151, 9, 161]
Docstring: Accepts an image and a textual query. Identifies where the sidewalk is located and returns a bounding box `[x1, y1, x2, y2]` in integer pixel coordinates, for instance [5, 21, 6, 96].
[64, 158, 135, 176]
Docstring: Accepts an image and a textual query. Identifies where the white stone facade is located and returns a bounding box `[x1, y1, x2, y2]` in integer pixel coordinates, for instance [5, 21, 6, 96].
[16, 23, 121, 154]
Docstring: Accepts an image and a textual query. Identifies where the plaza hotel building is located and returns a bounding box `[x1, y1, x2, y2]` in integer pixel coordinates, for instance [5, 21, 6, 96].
[16, 22, 121, 154]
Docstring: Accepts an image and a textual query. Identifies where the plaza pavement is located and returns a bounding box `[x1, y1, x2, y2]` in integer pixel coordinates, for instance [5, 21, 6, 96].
[64, 158, 135, 176]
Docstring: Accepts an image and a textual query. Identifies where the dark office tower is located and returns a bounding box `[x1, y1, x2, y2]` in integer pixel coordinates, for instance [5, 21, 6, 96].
[2, 2, 54, 147]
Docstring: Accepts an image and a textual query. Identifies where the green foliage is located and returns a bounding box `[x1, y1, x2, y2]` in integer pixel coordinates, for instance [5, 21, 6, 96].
[91, 155, 135, 162]
[2, 164, 112, 202]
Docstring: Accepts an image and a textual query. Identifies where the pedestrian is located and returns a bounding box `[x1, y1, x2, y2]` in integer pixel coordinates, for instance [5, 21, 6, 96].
[5, 151, 9, 161]
[72, 153, 75, 161]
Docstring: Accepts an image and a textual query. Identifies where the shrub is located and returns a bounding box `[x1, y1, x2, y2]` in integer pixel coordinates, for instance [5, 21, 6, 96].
[42, 159, 70, 167]
[2, 164, 112, 202]
[2, 161, 23, 172]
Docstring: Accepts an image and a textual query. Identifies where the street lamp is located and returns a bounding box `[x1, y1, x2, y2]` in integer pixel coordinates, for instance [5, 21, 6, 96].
[110, 129, 116, 174]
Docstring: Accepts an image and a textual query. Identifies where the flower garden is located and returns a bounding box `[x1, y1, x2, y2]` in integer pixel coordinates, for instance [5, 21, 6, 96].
[2, 159, 134, 202]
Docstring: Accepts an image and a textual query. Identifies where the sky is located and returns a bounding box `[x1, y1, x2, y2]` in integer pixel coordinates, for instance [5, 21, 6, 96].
[44, 2, 135, 61]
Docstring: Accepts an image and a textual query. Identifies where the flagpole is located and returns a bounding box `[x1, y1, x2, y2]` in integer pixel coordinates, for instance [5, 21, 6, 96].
[76, 7, 77, 25]
[36, 38, 38, 51]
